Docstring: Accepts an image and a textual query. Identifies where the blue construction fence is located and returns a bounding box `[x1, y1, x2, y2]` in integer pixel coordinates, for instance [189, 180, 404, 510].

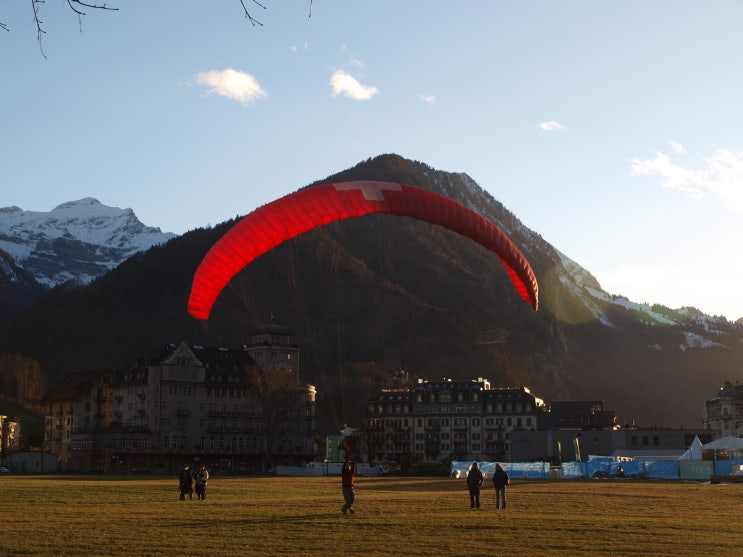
[451, 458, 743, 480]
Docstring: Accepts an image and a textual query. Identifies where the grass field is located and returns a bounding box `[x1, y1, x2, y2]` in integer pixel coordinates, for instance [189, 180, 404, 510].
[2, 474, 741, 556]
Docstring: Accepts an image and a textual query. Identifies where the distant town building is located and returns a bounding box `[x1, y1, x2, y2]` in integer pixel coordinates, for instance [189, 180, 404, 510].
[510, 427, 711, 462]
[365, 378, 545, 468]
[703, 380, 743, 438]
[243, 323, 300, 376]
[44, 325, 317, 473]
[366, 379, 714, 468]
[545, 400, 620, 430]
[0, 414, 21, 464]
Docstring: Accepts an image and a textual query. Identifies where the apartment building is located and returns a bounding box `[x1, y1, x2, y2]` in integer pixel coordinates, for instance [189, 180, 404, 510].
[366, 378, 545, 468]
[703, 380, 743, 438]
[44, 325, 317, 473]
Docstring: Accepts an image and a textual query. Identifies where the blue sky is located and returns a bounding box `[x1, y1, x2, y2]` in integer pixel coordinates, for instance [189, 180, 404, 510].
[3, 1, 743, 320]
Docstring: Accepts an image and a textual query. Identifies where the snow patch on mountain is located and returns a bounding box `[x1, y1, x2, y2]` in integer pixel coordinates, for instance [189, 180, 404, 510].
[417, 162, 737, 349]
[680, 332, 727, 351]
[554, 249, 740, 353]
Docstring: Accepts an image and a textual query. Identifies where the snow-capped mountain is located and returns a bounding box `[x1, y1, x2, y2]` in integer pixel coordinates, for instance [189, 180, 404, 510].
[1, 155, 742, 429]
[0, 198, 176, 287]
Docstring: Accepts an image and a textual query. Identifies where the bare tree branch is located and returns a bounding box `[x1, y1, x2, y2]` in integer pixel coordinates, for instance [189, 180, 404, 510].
[65, 0, 119, 17]
[32, 0, 47, 58]
[239, 0, 266, 27]
[30, 0, 119, 58]
[5, 1, 314, 57]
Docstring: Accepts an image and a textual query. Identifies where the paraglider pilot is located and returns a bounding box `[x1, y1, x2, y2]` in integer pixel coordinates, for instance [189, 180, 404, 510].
[341, 458, 357, 515]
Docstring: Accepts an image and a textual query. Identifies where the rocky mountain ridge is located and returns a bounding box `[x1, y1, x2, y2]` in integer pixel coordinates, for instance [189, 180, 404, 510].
[0, 197, 175, 288]
[1, 155, 741, 431]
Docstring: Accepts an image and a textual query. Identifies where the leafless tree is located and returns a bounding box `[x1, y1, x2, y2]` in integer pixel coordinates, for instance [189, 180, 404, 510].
[251, 365, 304, 470]
[4, 0, 312, 57]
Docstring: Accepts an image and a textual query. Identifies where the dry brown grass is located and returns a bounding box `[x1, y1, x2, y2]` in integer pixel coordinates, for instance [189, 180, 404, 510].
[1, 475, 741, 556]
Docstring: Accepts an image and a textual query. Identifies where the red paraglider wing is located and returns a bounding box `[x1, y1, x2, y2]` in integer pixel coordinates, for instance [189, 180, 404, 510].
[188, 181, 538, 319]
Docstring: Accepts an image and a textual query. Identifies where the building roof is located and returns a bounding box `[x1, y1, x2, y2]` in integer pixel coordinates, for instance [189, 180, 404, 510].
[249, 323, 291, 336]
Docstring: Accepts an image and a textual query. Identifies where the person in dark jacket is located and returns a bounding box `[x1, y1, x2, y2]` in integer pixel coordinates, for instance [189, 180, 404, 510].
[466, 462, 484, 509]
[178, 464, 193, 500]
[492, 462, 509, 509]
[341, 459, 357, 514]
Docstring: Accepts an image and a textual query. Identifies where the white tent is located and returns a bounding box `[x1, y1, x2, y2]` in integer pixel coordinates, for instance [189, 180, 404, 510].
[679, 435, 704, 460]
[701, 436, 743, 450]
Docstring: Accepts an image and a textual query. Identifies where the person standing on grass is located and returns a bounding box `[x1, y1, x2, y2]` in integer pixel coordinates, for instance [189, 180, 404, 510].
[341, 459, 357, 514]
[178, 464, 193, 500]
[195, 465, 209, 500]
[492, 462, 509, 509]
[467, 461, 484, 509]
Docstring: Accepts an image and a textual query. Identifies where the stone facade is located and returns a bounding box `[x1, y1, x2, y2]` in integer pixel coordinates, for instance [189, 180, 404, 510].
[703, 381, 743, 438]
[366, 378, 545, 468]
[44, 326, 317, 473]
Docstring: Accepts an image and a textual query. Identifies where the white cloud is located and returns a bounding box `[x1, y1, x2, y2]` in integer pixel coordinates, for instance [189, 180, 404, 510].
[419, 94, 436, 106]
[195, 69, 267, 105]
[670, 141, 685, 154]
[630, 147, 743, 212]
[538, 121, 567, 133]
[330, 70, 378, 101]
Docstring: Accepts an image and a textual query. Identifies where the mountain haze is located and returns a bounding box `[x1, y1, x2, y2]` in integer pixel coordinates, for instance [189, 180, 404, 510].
[1, 155, 741, 433]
